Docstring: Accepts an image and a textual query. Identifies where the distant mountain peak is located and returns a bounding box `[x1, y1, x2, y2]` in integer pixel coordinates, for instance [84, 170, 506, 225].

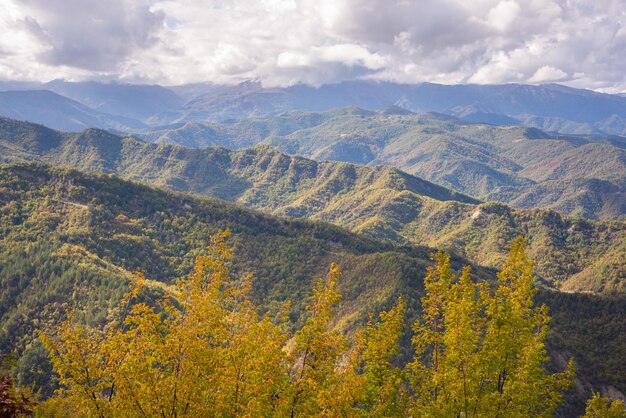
[378, 105, 414, 115]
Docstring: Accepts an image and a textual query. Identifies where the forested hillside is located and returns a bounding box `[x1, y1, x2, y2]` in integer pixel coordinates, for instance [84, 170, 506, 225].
[0, 163, 624, 415]
[34, 234, 578, 417]
[1, 117, 624, 294]
[140, 108, 626, 220]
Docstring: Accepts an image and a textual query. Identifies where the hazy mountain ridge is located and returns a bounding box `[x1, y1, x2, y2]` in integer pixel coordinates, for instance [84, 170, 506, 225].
[152, 81, 626, 136]
[0, 116, 623, 295]
[0, 90, 147, 132]
[42, 80, 184, 121]
[3, 80, 626, 136]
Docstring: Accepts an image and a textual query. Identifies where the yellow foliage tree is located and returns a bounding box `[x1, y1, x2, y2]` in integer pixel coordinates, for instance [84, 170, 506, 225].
[354, 297, 408, 416]
[409, 237, 575, 417]
[583, 393, 626, 418]
[287, 262, 348, 417]
[36, 233, 578, 417]
[40, 230, 289, 417]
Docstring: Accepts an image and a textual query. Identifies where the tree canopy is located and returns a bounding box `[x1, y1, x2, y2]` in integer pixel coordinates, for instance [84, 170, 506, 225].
[35, 233, 581, 417]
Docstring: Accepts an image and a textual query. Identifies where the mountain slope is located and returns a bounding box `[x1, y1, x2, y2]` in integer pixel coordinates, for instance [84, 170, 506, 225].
[141, 109, 626, 220]
[0, 161, 435, 396]
[0, 90, 146, 132]
[0, 162, 435, 345]
[0, 163, 623, 414]
[43, 80, 184, 122]
[0, 117, 623, 295]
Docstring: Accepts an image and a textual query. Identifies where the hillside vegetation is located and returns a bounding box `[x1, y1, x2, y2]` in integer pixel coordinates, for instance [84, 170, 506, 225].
[0, 163, 624, 415]
[139, 109, 626, 221]
[34, 233, 577, 417]
[1, 117, 624, 295]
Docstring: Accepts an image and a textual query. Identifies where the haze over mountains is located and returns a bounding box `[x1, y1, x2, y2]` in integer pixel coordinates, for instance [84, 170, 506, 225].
[0, 90, 148, 132]
[2, 80, 626, 136]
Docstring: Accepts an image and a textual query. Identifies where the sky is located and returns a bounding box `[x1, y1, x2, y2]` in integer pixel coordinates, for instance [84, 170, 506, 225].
[1, 0, 625, 92]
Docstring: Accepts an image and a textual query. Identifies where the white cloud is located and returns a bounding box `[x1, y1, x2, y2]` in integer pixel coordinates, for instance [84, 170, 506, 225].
[486, 0, 521, 31]
[528, 65, 568, 83]
[0, 0, 164, 80]
[0, 0, 625, 92]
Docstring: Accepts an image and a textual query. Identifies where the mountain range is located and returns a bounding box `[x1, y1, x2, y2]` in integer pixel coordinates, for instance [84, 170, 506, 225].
[1, 80, 623, 221]
[0, 116, 623, 295]
[2, 80, 626, 136]
[153, 81, 626, 136]
[0, 79, 624, 413]
[0, 162, 623, 415]
[139, 108, 626, 221]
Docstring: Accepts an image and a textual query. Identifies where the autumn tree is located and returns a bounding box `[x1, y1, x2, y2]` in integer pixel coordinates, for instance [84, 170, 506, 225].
[287, 262, 349, 417]
[353, 298, 408, 416]
[0, 355, 34, 417]
[40, 230, 289, 417]
[37, 233, 577, 417]
[408, 236, 575, 417]
[287, 267, 408, 417]
[583, 393, 626, 418]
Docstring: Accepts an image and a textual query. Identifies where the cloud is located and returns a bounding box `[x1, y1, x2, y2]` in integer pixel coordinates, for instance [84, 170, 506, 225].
[0, 0, 164, 78]
[0, 0, 625, 92]
[486, 0, 521, 31]
[32, 0, 163, 71]
[528, 65, 568, 83]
